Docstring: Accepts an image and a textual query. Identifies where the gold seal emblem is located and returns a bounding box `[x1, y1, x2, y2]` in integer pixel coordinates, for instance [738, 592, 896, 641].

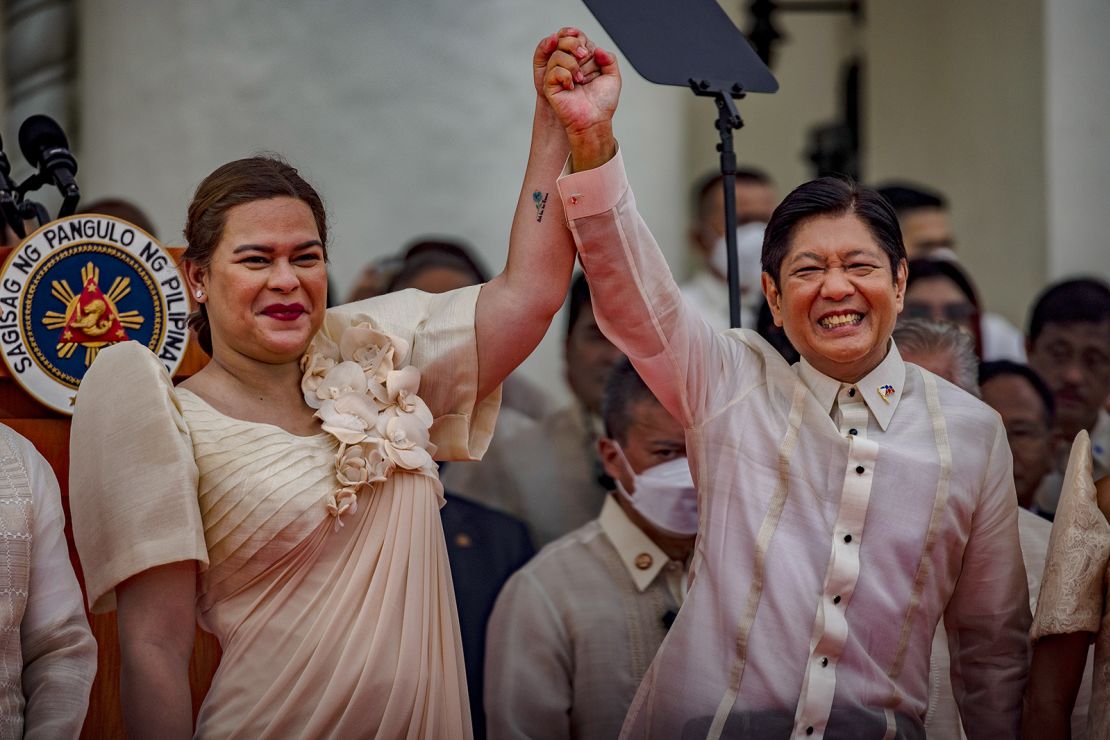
[42, 262, 145, 366]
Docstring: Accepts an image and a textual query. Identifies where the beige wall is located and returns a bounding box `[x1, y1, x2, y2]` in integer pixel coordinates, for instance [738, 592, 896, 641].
[70, 1, 689, 405]
[685, 10, 857, 260]
[866, 0, 1047, 326]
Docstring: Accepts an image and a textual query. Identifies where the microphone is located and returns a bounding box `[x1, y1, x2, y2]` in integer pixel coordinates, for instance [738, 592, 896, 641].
[18, 114, 80, 216]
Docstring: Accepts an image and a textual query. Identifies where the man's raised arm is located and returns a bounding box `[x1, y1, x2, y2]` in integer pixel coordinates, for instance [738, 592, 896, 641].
[538, 43, 755, 426]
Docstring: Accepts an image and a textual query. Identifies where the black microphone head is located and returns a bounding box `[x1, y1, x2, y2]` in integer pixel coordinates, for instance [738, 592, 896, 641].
[18, 115, 70, 168]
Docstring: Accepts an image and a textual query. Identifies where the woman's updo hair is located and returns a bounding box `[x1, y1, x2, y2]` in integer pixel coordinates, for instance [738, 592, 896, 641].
[183, 155, 328, 354]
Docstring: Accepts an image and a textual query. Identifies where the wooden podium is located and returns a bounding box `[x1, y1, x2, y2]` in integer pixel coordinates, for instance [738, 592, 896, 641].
[0, 245, 221, 738]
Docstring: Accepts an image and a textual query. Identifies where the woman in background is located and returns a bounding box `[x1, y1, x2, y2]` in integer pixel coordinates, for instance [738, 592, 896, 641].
[903, 257, 1026, 362]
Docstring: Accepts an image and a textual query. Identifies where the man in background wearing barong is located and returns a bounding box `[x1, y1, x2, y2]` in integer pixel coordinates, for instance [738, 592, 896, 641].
[485, 358, 693, 739]
[0, 425, 96, 736]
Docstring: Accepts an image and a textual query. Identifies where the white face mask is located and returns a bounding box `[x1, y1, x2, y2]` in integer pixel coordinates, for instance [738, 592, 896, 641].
[614, 449, 699, 537]
[709, 222, 766, 303]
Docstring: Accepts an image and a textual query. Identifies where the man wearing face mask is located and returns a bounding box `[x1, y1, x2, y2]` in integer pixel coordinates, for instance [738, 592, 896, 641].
[681, 170, 776, 332]
[484, 358, 694, 740]
[444, 274, 624, 547]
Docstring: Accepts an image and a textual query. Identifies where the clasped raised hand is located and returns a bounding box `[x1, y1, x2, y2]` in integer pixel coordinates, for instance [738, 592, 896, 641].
[533, 27, 621, 171]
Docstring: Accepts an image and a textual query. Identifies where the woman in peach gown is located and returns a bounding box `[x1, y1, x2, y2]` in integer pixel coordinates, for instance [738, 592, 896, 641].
[69, 31, 594, 739]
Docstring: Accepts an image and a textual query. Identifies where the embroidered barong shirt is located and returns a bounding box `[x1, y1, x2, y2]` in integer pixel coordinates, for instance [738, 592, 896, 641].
[0, 426, 95, 738]
[556, 152, 1030, 739]
[484, 496, 686, 740]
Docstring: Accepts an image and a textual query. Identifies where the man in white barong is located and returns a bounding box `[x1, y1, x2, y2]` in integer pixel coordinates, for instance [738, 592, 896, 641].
[0, 424, 96, 736]
[532, 35, 1029, 739]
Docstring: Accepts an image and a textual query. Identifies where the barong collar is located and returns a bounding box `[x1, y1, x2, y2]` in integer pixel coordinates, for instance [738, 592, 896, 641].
[598, 496, 673, 592]
[795, 339, 906, 432]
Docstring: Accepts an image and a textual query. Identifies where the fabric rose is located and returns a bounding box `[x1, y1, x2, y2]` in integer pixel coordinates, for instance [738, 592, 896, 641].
[300, 335, 341, 407]
[325, 487, 360, 529]
[376, 412, 435, 472]
[315, 392, 382, 445]
[310, 361, 371, 408]
[385, 366, 434, 427]
[305, 319, 438, 526]
[336, 442, 391, 490]
[340, 324, 410, 384]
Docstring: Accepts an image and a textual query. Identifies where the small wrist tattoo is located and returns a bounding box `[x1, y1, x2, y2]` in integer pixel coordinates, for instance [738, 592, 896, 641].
[533, 190, 549, 222]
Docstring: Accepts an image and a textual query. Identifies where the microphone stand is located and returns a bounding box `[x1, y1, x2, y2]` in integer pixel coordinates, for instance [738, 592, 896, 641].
[17, 169, 79, 222]
[0, 152, 25, 240]
[690, 80, 746, 329]
[18, 198, 51, 229]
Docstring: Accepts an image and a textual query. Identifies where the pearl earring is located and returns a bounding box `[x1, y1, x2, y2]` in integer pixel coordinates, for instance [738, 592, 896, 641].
[195, 290, 205, 299]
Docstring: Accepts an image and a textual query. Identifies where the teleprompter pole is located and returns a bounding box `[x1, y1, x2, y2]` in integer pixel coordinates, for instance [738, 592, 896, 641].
[692, 80, 746, 329]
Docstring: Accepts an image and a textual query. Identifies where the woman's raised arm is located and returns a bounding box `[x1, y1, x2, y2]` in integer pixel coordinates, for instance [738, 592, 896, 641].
[473, 30, 593, 402]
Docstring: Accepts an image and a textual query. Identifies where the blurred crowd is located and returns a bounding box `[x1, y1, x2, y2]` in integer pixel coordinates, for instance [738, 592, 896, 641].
[321, 170, 1108, 738]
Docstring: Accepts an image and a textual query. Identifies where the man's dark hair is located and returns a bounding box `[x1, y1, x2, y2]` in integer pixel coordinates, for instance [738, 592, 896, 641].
[693, 166, 774, 215]
[756, 298, 799, 364]
[905, 258, 980, 308]
[979, 360, 1056, 428]
[1027, 277, 1110, 342]
[762, 177, 905, 287]
[601, 357, 657, 444]
[874, 182, 947, 215]
[385, 237, 489, 292]
[565, 272, 593, 340]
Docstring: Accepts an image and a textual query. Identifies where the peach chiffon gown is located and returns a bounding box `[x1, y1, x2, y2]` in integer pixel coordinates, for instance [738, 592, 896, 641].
[70, 286, 497, 739]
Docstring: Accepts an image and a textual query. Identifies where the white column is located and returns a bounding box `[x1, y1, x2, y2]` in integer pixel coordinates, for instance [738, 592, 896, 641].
[865, 0, 1049, 327]
[1043, 0, 1110, 282]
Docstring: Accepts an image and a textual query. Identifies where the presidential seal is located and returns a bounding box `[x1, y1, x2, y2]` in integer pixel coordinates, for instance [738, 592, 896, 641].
[0, 215, 189, 414]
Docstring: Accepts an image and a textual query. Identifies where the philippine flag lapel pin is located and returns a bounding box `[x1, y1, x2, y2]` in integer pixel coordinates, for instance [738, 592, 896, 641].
[878, 384, 896, 404]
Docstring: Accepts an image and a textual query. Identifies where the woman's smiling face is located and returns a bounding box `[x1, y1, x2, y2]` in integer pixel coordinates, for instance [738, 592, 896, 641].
[763, 212, 907, 382]
[188, 196, 328, 365]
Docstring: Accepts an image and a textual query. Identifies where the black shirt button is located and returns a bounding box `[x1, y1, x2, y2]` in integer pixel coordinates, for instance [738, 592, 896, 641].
[847, 388, 856, 397]
[843, 534, 852, 543]
[806, 727, 814, 735]
[820, 657, 829, 667]
[849, 428, 858, 436]
[855, 465, 865, 474]
[833, 595, 842, 604]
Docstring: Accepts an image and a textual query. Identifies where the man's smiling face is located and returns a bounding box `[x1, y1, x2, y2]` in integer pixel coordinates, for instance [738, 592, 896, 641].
[763, 213, 907, 382]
